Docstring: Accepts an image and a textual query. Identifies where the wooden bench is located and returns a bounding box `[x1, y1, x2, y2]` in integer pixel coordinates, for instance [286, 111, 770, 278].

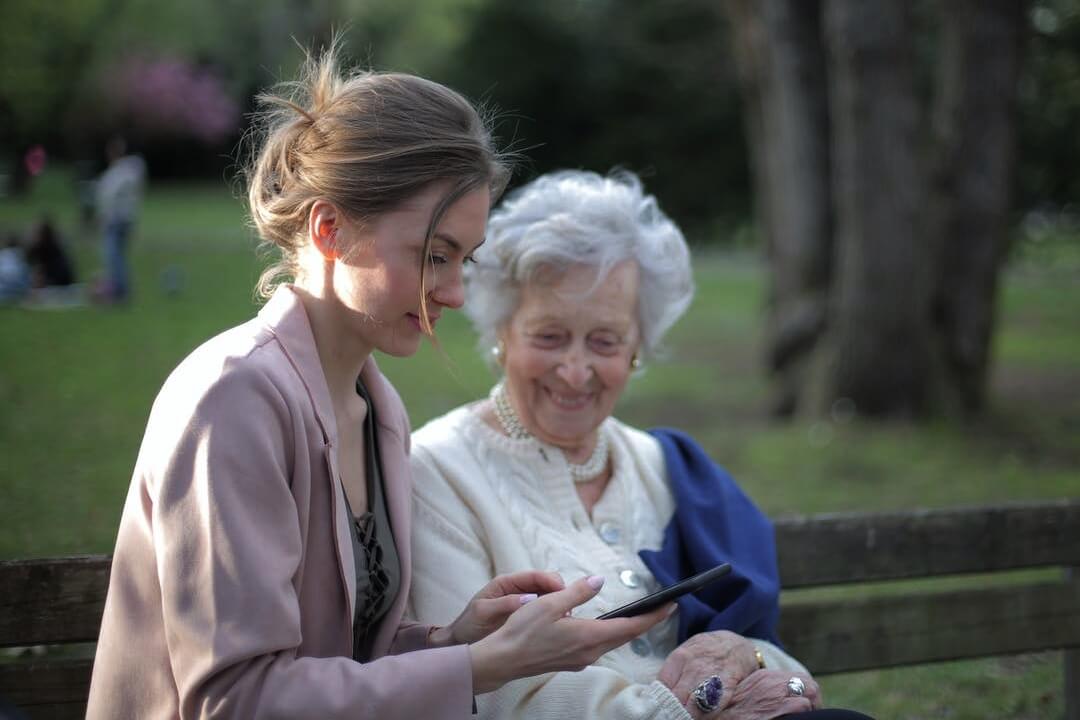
[2, 498, 1078, 719]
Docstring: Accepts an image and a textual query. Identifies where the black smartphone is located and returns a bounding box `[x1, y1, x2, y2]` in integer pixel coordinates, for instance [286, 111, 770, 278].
[595, 563, 732, 620]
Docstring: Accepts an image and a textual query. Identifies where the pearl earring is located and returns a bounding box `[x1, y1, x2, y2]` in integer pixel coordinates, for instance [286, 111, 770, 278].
[630, 354, 641, 370]
[492, 340, 506, 364]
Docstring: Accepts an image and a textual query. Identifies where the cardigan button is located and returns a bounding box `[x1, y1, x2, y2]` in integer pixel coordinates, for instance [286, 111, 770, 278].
[619, 569, 640, 588]
[597, 521, 621, 545]
[630, 637, 651, 656]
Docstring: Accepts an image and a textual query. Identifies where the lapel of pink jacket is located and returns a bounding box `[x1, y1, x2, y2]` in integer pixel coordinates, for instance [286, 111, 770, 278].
[257, 287, 357, 626]
[256, 286, 415, 657]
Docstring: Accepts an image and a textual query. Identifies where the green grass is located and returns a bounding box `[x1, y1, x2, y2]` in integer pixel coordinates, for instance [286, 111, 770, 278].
[2, 169, 1078, 719]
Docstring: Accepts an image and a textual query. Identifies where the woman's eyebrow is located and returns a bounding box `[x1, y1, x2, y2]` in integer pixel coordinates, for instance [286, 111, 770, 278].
[434, 231, 486, 254]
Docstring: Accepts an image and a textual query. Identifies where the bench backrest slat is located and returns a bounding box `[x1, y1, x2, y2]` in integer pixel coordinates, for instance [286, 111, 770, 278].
[774, 499, 1080, 589]
[0, 555, 111, 648]
[781, 578, 1080, 674]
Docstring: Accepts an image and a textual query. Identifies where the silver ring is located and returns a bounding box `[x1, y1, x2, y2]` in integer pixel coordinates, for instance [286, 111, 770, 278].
[787, 676, 805, 697]
[692, 675, 724, 713]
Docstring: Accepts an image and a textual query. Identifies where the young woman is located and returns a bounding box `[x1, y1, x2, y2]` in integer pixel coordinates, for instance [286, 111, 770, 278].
[86, 48, 669, 720]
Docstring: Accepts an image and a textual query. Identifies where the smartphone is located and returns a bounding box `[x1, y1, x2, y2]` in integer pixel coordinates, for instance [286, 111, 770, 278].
[595, 563, 732, 620]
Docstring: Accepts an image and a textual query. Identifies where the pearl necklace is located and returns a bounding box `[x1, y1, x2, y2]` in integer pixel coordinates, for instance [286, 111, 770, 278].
[489, 382, 610, 483]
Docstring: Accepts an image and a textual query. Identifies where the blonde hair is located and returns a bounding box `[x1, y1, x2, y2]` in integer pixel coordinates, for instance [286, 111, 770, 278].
[244, 41, 511, 333]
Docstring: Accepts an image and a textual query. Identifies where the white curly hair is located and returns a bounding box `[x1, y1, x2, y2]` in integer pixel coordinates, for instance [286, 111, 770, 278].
[465, 169, 694, 367]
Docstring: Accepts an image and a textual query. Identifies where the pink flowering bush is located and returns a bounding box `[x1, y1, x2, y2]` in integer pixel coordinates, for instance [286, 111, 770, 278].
[105, 56, 241, 145]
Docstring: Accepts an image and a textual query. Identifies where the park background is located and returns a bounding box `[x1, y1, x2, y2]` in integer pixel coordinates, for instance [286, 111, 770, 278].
[1, 1, 1078, 718]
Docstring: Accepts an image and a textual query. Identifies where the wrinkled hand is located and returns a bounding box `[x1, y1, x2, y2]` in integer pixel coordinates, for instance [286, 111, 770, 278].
[470, 575, 674, 694]
[710, 670, 821, 719]
[434, 571, 567, 647]
[658, 630, 760, 707]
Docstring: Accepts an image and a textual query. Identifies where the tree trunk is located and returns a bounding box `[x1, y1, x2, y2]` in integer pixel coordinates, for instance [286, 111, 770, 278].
[929, 0, 1028, 414]
[726, 0, 1026, 420]
[823, 0, 934, 417]
[725, 0, 832, 417]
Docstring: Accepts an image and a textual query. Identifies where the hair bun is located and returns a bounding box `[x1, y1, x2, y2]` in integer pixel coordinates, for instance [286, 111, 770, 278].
[242, 37, 510, 301]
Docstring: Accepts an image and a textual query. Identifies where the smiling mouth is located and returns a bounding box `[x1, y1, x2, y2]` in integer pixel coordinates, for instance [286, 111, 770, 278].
[546, 388, 593, 410]
[407, 312, 440, 330]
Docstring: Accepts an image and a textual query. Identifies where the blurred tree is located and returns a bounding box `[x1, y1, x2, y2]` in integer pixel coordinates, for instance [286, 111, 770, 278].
[4, 0, 1073, 216]
[0, 0, 124, 191]
[825, 0, 936, 417]
[429, 0, 750, 234]
[0, 0, 343, 182]
[1017, 0, 1080, 209]
[726, 0, 1028, 419]
[927, 0, 1029, 415]
[344, 0, 487, 72]
[725, 0, 832, 418]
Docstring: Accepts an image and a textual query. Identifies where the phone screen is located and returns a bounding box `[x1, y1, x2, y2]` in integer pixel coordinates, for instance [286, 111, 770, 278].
[595, 563, 732, 620]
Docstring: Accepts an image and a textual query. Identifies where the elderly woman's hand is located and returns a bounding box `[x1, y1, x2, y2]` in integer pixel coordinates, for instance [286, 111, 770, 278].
[657, 630, 760, 707]
[708, 670, 821, 719]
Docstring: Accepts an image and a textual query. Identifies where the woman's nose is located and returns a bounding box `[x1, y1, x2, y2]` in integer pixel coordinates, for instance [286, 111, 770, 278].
[556, 349, 593, 388]
[430, 272, 465, 309]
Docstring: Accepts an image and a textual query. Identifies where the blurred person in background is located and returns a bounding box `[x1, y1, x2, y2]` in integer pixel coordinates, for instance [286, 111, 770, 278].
[86, 45, 670, 720]
[94, 135, 146, 303]
[0, 232, 30, 303]
[25, 218, 76, 289]
[408, 170, 874, 720]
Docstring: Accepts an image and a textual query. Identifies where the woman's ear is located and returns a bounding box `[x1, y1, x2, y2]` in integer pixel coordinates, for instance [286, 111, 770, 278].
[309, 201, 339, 261]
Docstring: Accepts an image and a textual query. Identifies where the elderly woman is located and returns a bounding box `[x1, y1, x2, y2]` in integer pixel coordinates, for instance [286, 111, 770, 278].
[407, 171, 873, 720]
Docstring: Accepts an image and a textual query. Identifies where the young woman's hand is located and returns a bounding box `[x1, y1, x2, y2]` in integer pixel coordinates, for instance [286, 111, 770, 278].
[430, 570, 566, 647]
[468, 575, 674, 694]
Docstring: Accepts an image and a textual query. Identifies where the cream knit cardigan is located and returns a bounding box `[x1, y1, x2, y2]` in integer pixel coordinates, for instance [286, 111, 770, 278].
[408, 404, 807, 720]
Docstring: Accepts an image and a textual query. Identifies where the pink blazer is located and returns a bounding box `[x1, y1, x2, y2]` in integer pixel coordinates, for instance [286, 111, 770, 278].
[87, 286, 473, 719]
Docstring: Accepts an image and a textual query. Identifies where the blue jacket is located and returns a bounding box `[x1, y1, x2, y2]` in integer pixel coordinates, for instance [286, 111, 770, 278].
[639, 428, 781, 646]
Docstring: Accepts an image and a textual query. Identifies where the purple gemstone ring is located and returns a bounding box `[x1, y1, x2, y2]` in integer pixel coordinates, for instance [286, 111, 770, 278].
[692, 674, 724, 713]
